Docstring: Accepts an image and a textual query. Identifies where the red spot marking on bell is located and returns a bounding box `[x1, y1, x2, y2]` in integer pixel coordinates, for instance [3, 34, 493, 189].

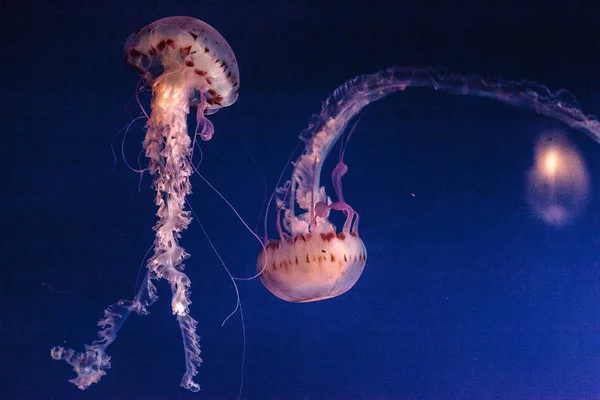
[320, 232, 336, 242]
[306, 254, 310, 263]
[184, 60, 194, 67]
[234, 88, 239, 94]
[293, 235, 305, 243]
[330, 254, 336, 262]
[205, 77, 213, 85]
[181, 46, 192, 57]
[266, 241, 279, 250]
[166, 39, 175, 47]
[337, 232, 346, 240]
[194, 69, 207, 76]
[295, 256, 299, 265]
[204, 47, 209, 52]
[156, 40, 166, 51]
[233, 81, 239, 87]
[206, 96, 223, 106]
[344, 254, 348, 262]
[350, 232, 359, 238]
[148, 47, 156, 56]
[129, 48, 142, 58]
[207, 89, 217, 96]
[189, 31, 198, 40]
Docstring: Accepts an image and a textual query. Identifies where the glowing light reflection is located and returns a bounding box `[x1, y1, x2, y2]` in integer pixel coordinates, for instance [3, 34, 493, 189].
[526, 130, 590, 226]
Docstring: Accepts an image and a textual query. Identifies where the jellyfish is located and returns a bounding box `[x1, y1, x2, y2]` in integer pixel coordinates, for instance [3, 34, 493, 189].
[526, 129, 590, 226]
[50, 16, 239, 392]
[258, 67, 600, 303]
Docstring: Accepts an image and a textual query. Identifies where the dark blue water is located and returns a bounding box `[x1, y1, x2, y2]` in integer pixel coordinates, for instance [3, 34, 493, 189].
[3, 1, 600, 399]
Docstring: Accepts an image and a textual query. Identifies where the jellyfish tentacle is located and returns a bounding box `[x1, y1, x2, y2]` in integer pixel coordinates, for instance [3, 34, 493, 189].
[281, 66, 600, 239]
[50, 270, 158, 390]
[331, 161, 349, 204]
[329, 201, 356, 233]
[314, 200, 356, 233]
[194, 92, 215, 141]
[144, 71, 202, 391]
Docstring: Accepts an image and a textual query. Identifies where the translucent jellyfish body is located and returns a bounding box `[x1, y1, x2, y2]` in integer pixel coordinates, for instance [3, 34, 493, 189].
[51, 16, 239, 392]
[258, 231, 367, 302]
[526, 130, 590, 226]
[259, 67, 600, 303]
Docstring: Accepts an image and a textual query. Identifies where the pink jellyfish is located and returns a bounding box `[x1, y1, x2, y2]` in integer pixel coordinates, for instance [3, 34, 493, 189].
[258, 67, 600, 303]
[51, 16, 239, 392]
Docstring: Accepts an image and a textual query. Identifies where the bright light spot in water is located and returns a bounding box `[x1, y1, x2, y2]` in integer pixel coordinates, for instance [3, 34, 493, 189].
[526, 130, 590, 227]
[544, 151, 558, 176]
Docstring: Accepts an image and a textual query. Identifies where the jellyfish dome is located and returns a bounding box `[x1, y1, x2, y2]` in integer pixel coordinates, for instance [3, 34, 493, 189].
[125, 16, 239, 140]
[258, 231, 367, 303]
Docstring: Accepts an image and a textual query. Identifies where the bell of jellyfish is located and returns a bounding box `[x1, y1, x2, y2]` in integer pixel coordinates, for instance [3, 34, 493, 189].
[526, 130, 590, 226]
[259, 67, 600, 303]
[50, 16, 239, 392]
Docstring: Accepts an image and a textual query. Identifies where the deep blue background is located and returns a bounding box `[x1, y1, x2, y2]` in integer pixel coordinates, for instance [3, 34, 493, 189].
[2, 1, 600, 399]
